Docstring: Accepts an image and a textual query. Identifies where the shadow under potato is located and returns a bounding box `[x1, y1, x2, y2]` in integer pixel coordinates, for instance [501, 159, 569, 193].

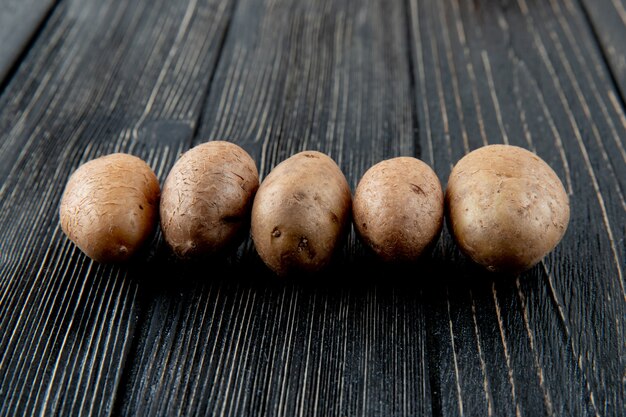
[125, 225, 528, 301]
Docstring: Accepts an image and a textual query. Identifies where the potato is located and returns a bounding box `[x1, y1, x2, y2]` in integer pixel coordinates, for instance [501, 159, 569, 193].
[59, 153, 160, 263]
[160, 141, 259, 258]
[251, 151, 351, 276]
[353, 157, 443, 262]
[445, 144, 570, 273]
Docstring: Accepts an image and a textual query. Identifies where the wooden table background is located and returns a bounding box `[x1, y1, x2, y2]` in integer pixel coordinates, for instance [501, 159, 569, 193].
[1, 0, 624, 416]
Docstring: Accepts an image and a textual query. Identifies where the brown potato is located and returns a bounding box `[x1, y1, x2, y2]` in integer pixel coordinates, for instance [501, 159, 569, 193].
[445, 144, 570, 273]
[353, 157, 444, 262]
[160, 141, 259, 258]
[59, 153, 160, 263]
[251, 151, 351, 276]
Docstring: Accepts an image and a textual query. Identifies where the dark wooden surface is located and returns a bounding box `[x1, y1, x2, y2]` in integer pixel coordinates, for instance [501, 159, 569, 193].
[0, 0, 623, 416]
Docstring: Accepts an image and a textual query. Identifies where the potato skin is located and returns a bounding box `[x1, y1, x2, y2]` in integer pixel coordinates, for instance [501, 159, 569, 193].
[446, 144, 570, 273]
[160, 141, 259, 258]
[251, 151, 351, 276]
[59, 153, 160, 263]
[353, 157, 443, 262]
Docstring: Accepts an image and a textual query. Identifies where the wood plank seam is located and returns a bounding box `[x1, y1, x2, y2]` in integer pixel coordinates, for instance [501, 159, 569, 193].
[0, 0, 63, 95]
[576, 0, 626, 112]
[401, 0, 422, 159]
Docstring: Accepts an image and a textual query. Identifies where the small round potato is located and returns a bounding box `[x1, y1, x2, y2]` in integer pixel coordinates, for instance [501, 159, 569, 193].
[446, 144, 570, 273]
[160, 141, 259, 258]
[59, 153, 160, 263]
[353, 157, 444, 262]
[251, 151, 351, 276]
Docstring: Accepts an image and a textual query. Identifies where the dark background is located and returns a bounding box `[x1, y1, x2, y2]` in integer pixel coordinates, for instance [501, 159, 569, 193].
[0, 0, 624, 416]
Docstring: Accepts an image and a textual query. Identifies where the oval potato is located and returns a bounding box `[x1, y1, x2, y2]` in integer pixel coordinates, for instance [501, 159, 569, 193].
[353, 157, 443, 262]
[251, 151, 351, 276]
[445, 144, 570, 273]
[160, 141, 259, 258]
[59, 153, 160, 262]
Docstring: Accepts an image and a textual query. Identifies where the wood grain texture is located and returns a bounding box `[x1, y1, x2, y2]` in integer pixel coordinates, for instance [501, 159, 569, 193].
[407, 0, 625, 416]
[116, 0, 432, 416]
[0, 0, 58, 86]
[0, 0, 624, 416]
[580, 0, 626, 99]
[0, 0, 235, 414]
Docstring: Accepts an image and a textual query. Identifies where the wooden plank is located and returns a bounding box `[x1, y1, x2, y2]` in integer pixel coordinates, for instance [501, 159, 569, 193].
[115, 0, 433, 416]
[1, 1, 624, 417]
[406, 0, 625, 416]
[0, 0, 236, 415]
[0, 0, 58, 86]
[579, 0, 626, 99]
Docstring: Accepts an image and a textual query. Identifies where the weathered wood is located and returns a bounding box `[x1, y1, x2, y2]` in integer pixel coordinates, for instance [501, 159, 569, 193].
[0, 0, 236, 415]
[580, 0, 626, 99]
[115, 0, 432, 416]
[0, 0, 624, 416]
[0, 0, 58, 86]
[406, 0, 625, 416]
